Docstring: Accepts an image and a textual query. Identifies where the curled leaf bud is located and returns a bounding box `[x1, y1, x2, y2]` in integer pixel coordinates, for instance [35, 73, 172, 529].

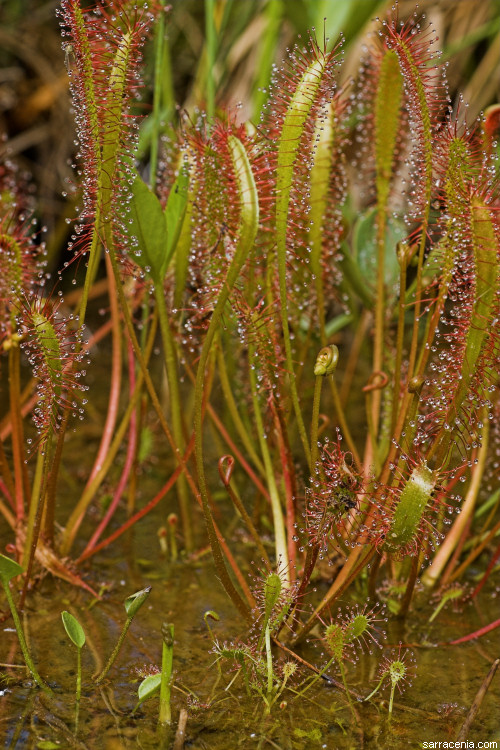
[204, 610, 220, 624]
[314, 345, 339, 377]
[396, 241, 410, 268]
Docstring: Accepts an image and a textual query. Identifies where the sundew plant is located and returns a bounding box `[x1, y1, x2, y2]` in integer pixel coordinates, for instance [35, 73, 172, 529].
[1, 0, 500, 743]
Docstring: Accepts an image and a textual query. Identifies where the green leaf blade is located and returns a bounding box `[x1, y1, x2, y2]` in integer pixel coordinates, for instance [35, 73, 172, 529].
[61, 610, 86, 649]
[138, 672, 161, 702]
[126, 172, 168, 281]
[124, 586, 152, 618]
[0, 554, 23, 586]
[162, 164, 189, 279]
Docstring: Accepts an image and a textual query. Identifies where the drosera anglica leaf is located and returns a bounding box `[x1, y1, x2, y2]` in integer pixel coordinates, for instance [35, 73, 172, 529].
[374, 49, 404, 207]
[453, 198, 499, 410]
[384, 463, 437, 557]
[272, 37, 341, 468]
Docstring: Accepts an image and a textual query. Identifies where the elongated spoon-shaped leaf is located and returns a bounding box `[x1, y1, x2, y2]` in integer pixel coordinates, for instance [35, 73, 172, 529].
[274, 44, 339, 467]
[61, 611, 86, 649]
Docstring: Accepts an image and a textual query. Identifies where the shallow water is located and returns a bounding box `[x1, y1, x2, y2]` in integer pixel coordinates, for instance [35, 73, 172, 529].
[2, 489, 500, 749]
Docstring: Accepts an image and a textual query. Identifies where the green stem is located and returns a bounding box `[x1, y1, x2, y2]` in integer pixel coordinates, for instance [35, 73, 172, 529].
[150, 4, 166, 187]
[391, 248, 408, 433]
[371, 206, 387, 457]
[388, 680, 396, 716]
[154, 283, 193, 551]
[265, 622, 274, 705]
[364, 675, 386, 703]
[193, 135, 258, 619]
[23, 450, 44, 564]
[204, 0, 216, 125]
[159, 623, 174, 725]
[9, 345, 29, 520]
[328, 379, 362, 470]
[2, 582, 53, 695]
[428, 597, 448, 624]
[219, 465, 271, 567]
[76, 645, 82, 703]
[95, 616, 132, 684]
[216, 345, 264, 476]
[248, 348, 288, 573]
[310, 375, 323, 473]
[294, 655, 336, 699]
[338, 659, 356, 718]
[19, 442, 53, 609]
[42, 407, 71, 544]
[422, 413, 489, 587]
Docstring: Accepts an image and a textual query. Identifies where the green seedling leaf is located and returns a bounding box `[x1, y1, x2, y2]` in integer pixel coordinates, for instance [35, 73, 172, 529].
[0, 553, 23, 586]
[124, 586, 152, 619]
[353, 207, 405, 298]
[61, 611, 86, 649]
[324, 313, 355, 338]
[127, 171, 168, 281]
[338, 242, 374, 308]
[138, 672, 161, 703]
[162, 164, 189, 279]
